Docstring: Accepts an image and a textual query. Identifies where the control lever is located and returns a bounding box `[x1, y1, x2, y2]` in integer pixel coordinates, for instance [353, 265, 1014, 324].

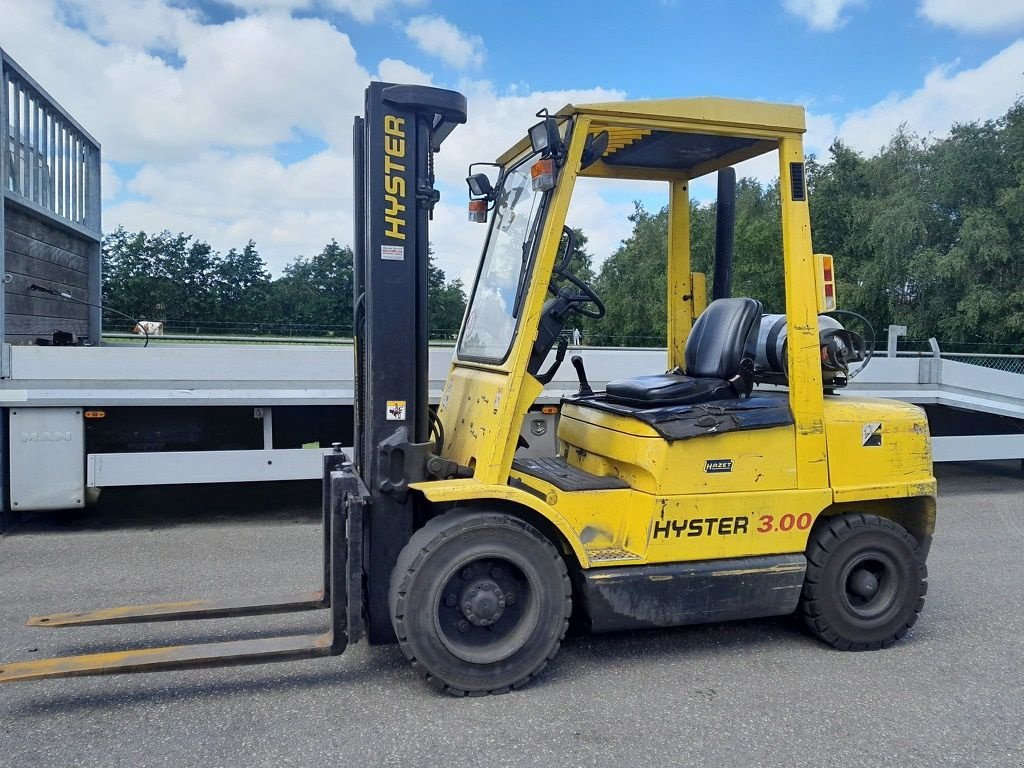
[571, 355, 594, 397]
[535, 337, 567, 385]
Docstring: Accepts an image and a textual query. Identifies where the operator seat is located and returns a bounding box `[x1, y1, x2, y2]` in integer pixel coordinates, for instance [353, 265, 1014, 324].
[604, 298, 762, 407]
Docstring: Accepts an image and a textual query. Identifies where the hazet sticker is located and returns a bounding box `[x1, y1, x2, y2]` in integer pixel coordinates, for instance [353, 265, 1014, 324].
[387, 400, 407, 420]
[381, 244, 405, 261]
[705, 459, 733, 473]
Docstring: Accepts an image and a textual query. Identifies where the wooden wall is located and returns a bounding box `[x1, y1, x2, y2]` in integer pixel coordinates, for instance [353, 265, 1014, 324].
[3, 206, 92, 345]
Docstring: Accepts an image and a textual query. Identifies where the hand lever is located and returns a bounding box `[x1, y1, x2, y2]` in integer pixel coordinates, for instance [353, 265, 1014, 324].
[535, 337, 567, 385]
[571, 355, 594, 397]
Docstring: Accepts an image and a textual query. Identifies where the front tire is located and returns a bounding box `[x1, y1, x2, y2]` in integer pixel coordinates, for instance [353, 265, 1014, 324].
[389, 511, 571, 696]
[799, 512, 926, 650]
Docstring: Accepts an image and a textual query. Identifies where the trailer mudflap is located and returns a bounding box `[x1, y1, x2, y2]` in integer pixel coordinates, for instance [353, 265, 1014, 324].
[0, 454, 368, 684]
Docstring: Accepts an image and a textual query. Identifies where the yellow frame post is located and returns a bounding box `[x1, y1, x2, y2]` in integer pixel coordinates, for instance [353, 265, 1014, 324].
[778, 136, 828, 489]
[666, 179, 691, 369]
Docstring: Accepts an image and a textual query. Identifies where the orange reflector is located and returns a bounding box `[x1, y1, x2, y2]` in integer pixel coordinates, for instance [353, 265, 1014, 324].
[814, 254, 837, 312]
[531, 158, 555, 191]
[541, 405, 558, 415]
[468, 199, 487, 223]
[84, 410, 106, 419]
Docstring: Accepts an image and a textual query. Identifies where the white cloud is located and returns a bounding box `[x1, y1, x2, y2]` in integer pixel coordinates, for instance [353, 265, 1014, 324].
[0, 0, 641, 279]
[919, 0, 1024, 34]
[100, 162, 122, 202]
[829, 39, 1024, 154]
[109, 150, 353, 265]
[58, 0, 200, 50]
[782, 0, 864, 30]
[0, 3, 367, 165]
[404, 15, 485, 69]
[377, 58, 434, 86]
[226, 0, 424, 23]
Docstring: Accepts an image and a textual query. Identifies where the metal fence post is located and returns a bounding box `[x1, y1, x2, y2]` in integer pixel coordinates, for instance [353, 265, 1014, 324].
[886, 325, 906, 358]
[1, 51, 9, 364]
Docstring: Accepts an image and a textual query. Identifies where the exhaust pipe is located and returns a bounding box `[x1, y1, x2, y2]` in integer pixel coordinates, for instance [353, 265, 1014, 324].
[713, 167, 736, 301]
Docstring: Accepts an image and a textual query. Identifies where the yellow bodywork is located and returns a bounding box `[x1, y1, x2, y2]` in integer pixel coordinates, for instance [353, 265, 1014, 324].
[415, 95, 936, 571]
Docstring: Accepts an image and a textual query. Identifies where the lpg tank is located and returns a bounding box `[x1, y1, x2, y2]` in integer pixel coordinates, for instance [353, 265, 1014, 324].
[755, 314, 865, 385]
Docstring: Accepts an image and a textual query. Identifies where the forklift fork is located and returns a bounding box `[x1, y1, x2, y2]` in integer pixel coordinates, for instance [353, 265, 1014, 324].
[0, 451, 366, 684]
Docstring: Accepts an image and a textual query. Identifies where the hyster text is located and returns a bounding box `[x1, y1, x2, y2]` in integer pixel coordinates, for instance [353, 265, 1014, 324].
[652, 516, 750, 539]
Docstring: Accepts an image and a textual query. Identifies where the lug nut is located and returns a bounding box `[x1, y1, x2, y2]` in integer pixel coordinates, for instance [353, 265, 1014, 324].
[506, 593, 516, 605]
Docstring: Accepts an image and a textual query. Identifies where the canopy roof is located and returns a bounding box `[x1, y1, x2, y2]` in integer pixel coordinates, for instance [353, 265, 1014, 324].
[498, 97, 806, 179]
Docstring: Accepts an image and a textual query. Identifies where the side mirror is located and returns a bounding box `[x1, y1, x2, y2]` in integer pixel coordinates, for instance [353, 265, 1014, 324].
[556, 225, 577, 273]
[580, 131, 609, 170]
[466, 162, 502, 223]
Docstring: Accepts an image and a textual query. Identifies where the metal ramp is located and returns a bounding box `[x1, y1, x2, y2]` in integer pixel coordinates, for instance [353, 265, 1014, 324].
[844, 346, 1024, 462]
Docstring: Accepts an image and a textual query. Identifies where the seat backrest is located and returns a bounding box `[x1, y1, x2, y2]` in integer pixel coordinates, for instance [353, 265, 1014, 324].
[684, 297, 762, 379]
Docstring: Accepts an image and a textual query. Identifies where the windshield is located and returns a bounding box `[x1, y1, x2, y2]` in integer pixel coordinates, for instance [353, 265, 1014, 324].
[458, 151, 547, 362]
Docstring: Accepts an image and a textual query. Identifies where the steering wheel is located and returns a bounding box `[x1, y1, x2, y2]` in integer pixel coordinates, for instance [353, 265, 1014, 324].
[557, 270, 606, 319]
[549, 226, 606, 319]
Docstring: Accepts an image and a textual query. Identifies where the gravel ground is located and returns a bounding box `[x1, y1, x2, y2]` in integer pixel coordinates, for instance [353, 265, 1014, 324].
[1, 464, 1023, 768]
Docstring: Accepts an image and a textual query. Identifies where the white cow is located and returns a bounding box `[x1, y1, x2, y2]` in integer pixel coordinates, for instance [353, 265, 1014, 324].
[131, 321, 165, 336]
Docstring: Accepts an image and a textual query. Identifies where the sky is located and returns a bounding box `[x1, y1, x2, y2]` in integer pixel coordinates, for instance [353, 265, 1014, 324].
[2, 0, 1023, 285]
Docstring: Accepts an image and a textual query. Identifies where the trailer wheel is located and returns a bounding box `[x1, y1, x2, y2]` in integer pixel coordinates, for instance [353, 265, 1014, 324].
[389, 510, 571, 696]
[799, 512, 926, 651]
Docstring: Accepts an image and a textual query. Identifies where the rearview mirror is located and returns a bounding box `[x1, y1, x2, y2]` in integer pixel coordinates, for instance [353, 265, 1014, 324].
[580, 131, 609, 170]
[466, 162, 502, 223]
[556, 225, 577, 273]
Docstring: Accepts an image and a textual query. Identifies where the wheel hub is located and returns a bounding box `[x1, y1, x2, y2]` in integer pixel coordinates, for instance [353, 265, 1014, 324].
[848, 568, 879, 599]
[461, 580, 506, 626]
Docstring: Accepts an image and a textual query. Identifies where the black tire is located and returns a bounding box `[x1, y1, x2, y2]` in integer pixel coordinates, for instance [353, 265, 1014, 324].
[389, 510, 571, 696]
[800, 512, 927, 651]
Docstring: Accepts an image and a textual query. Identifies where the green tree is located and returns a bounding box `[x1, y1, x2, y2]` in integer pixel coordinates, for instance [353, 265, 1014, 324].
[427, 251, 467, 340]
[217, 240, 271, 325]
[587, 203, 668, 346]
[267, 239, 354, 335]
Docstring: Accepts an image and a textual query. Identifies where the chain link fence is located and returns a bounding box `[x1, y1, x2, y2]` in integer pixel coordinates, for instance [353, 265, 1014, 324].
[933, 354, 1024, 375]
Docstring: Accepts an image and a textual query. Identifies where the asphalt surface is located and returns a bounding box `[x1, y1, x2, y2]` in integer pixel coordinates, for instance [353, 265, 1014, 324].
[1, 464, 1023, 768]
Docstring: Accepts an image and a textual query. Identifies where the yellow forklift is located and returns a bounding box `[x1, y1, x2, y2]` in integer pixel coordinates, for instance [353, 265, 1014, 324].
[0, 84, 935, 695]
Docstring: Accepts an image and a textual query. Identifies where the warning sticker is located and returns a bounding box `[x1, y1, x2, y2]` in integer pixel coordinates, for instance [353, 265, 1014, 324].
[381, 244, 405, 261]
[862, 422, 882, 447]
[387, 400, 407, 421]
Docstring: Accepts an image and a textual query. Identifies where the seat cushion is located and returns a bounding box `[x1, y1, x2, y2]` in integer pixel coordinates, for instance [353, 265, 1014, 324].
[605, 372, 734, 407]
[685, 297, 762, 379]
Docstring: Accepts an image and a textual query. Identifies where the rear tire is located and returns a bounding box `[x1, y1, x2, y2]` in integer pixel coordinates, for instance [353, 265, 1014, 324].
[799, 512, 926, 650]
[389, 510, 571, 696]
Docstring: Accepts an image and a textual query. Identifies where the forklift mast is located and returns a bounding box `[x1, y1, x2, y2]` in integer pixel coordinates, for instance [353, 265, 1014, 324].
[352, 83, 467, 642]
